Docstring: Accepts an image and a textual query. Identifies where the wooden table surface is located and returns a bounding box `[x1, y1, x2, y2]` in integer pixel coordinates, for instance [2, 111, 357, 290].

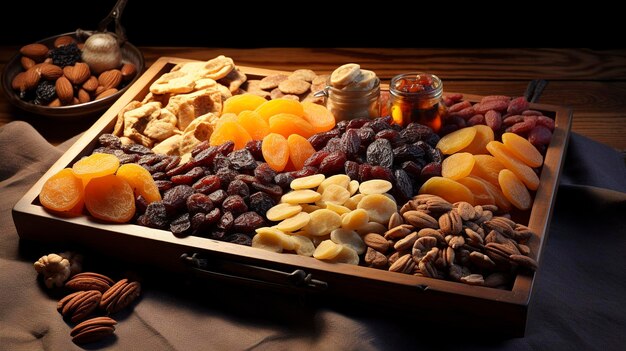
[1, 48, 625, 156]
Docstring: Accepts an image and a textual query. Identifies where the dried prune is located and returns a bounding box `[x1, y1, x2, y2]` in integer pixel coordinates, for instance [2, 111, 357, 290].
[366, 139, 393, 168]
[215, 168, 238, 186]
[135, 195, 149, 214]
[252, 182, 283, 198]
[370, 166, 394, 183]
[225, 233, 252, 246]
[186, 193, 214, 213]
[303, 150, 330, 168]
[400, 123, 435, 143]
[319, 151, 347, 175]
[233, 211, 265, 233]
[142, 201, 169, 229]
[191, 212, 209, 233]
[254, 163, 277, 184]
[222, 195, 248, 214]
[344, 161, 359, 180]
[356, 127, 375, 145]
[217, 211, 234, 231]
[228, 149, 257, 171]
[249, 192, 275, 217]
[227, 180, 250, 199]
[392, 144, 425, 165]
[155, 180, 173, 192]
[420, 162, 442, 182]
[163, 185, 195, 212]
[170, 213, 191, 236]
[340, 129, 361, 157]
[205, 207, 221, 225]
[274, 172, 295, 190]
[122, 143, 153, 155]
[308, 130, 338, 151]
[245, 140, 264, 160]
[208, 189, 228, 206]
[358, 163, 372, 183]
[393, 169, 413, 203]
[401, 161, 422, 179]
[364, 118, 391, 132]
[346, 117, 370, 130]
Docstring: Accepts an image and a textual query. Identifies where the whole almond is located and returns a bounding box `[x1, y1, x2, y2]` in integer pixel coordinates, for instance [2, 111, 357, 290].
[78, 89, 91, 104]
[39, 64, 63, 80]
[54, 35, 75, 48]
[82, 76, 99, 92]
[48, 98, 61, 107]
[20, 56, 35, 70]
[95, 85, 106, 96]
[96, 88, 118, 100]
[20, 43, 49, 62]
[64, 63, 91, 85]
[22, 67, 41, 90]
[55, 76, 74, 103]
[120, 63, 137, 81]
[11, 72, 27, 91]
[98, 69, 122, 90]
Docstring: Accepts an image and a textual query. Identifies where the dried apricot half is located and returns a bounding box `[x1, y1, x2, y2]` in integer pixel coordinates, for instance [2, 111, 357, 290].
[72, 153, 120, 184]
[116, 163, 162, 204]
[39, 168, 84, 212]
[262, 133, 290, 172]
[84, 174, 136, 223]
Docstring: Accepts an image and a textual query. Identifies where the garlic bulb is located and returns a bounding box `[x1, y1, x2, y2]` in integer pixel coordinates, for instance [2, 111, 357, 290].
[81, 33, 121, 74]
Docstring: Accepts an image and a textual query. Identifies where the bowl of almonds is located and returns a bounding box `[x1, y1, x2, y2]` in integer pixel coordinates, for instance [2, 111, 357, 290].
[1, 30, 144, 119]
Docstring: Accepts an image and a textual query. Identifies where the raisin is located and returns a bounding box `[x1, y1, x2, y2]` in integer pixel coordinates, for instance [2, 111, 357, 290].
[366, 139, 393, 168]
[340, 129, 361, 158]
[249, 192, 275, 217]
[142, 201, 169, 229]
[135, 195, 149, 214]
[303, 150, 330, 168]
[211, 231, 227, 241]
[356, 127, 375, 145]
[319, 151, 347, 175]
[344, 161, 359, 180]
[217, 211, 234, 231]
[370, 166, 395, 183]
[194, 146, 220, 167]
[193, 175, 221, 194]
[166, 161, 195, 177]
[424, 133, 440, 147]
[400, 123, 435, 143]
[274, 172, 295, 190]
[118, 153, 140, 165]
[420, 162, 442, 182]
[393, 169, 413, 203]
[323, 137, 342, 152]
[358, 163, 373, 183]
[308, 131, 338, 151]
[245, 140, 264, 160]
[392, 144, 425, 165]
[139, 154, 164, 166]
[163, 185, 195, 213]
[222, 195, 248, 214]
[228, 149, 257, 171]
[254, 163, 277, 184]
[233, 211, 265, 233]
[208, 189, 228, 206]
[171, 166, 204, 185]
[336, 120, 349, 133]
[401, 161, 422, 179]
[49, 42, 81, 67]
[290, 166, 318, 178]
[186, 193, 214, 213]
[346, 117, 371, 130]
[170, 213, 191, 237]
[122, 143, 153, 155]
[155, 180, 173, 192]
[205, 208, 222, 225]
[164, 156, 181, 172]
[252, 182, 283, 198]
[212, 154, 231, 171]
[217, 141, 235, 155]
[215, 168, 238, 186]
[375, 129, 401, 144]
[234, 174, 258, 184]
[429, 148, 443, 164]
[226, 233, 252, 246]
[98, 134, 122, 149]
[191, 140, 210, 157]
[227, 180, 250, 199]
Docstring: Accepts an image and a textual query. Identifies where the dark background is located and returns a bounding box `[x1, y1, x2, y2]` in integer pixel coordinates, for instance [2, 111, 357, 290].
[0, 1, 618, 48]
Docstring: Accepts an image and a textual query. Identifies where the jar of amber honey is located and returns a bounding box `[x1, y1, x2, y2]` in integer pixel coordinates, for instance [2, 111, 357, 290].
[388, 72, 445, 132]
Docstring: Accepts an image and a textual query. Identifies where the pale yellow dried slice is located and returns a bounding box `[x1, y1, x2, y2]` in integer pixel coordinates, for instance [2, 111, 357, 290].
[317, 174, 351, 194]
[355, 221, 387, 236]
[254, 227, 296, 251]
[325, 202, 351, 215]
[344, 194, 365, 210]
[331, 245, 360, 265]
[290, 174, 326, 190]
[358, 179, 393, 195]
[281, 189, 322, 204]
[291, 235, 315, 256]
[274, 211, 311, 232]
[301, 204, 321, 213]
[252, 230, 283, 253]
[321, 184, 351, 205]
[313, 239, 343, 260]
[266, 203, 302, 221]
[330, 228, 366, 255]
[348, 180, 360, 195]
[303, 209, 342, 236]
[341, 208, 369, 231]
[436, 127, 477, 155]
[441, 152, 476, 180]
[311, 234, 330, 247]
[357, 194, 397, 224]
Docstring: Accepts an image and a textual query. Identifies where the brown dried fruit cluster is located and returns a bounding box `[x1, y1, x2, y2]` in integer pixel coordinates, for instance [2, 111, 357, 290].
[364, 194, 538, 288]
[243, 69, 326, 104]
[11, 36, 137, 107]
[56, 272, 141, 345]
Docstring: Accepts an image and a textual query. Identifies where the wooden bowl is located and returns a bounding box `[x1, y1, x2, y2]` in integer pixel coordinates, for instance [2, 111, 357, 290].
[1, 31, 144, 119]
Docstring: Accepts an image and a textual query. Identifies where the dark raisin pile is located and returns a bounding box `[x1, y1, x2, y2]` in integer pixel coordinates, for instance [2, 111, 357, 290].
[34, 81, 57, 105]
[49, 42, 81, 67]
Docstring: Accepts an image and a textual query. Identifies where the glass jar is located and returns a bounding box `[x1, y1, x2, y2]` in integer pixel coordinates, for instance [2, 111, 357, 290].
[319, 77, 381, 122]
[388, 72, 446, 132]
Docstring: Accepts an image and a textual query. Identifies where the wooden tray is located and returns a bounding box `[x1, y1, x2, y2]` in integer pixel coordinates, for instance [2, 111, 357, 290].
[12, 57, 572, 336]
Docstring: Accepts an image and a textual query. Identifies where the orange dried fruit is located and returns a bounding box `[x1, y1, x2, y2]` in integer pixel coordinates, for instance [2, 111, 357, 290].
[215, 113, 238, 129]
[486, 141, 540, 191]
[209, 121, 252, 150]
[287, 134, 316, 170]
[456, 176, 495, 206]
[436, 127, 477, 155]
[72, 153, 120, 184]
[461, 125, 494, 154]
[116, 163, 162, 204]
[470, 154, 506, 187]
[418, 176, 474, 204]
[476, 175, 513, 212]
[237, 110, 270, 140]
[441, 152, 475, 180]
[84, 174, 136, 223]
[254, 98, 305, 122]
[262, 133, 290, 172]
[301, 101, 336, 133]
[498, 169, 532, 210]
[501, 132, 543, 168]
[268, 113, 316, 139]
[222, 93, 267, 115]
[39, 168, 84, 212]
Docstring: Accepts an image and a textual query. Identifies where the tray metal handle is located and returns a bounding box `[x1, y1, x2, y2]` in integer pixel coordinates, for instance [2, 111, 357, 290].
[180, 253, 328, 293]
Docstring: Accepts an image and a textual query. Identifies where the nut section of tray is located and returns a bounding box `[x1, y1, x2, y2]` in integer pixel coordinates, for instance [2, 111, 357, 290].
[12, 56, 572, 336]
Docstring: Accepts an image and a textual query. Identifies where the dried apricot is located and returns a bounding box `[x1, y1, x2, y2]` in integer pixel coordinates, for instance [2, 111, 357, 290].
[215, 113, 238, 129]
[441, 152, 475, 180]
[477, 176, 513, 212]
[418, 176, 474, 204]
[461, 125, 494, 154]
[471, 155, 505, 187]
[116, 163, 162, 204]
[210, 121, 252, 150]
[261, 133, 290, 172]
[72, 153, 120, 184]
[301, 101, 336, 133]
[287, 134, 316, 170]
[237, 110, 270, 140]
[498, 169, 532, 210]
[501, 132, 543, 168]
[436, 127, 476, 155]
[255, 98, 305, 122]
[222, 93, 267, 115]
[486, 141, 540, 190]
[39, 168, 84, 212]
[269, 113, 316, 139]
[84, 174, 135, 223]
[456, 176, 495, 206]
